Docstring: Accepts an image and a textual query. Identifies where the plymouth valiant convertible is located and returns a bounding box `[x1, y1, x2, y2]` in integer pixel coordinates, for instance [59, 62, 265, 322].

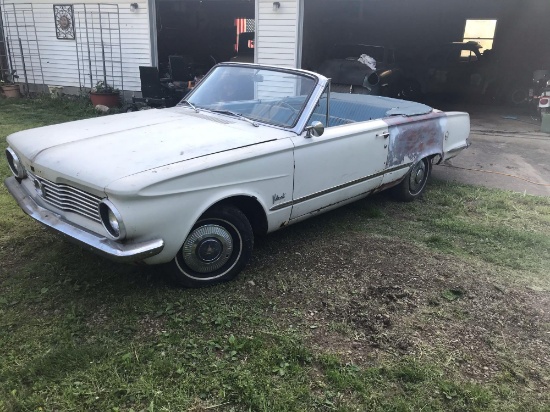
[4, 63, 470, 287]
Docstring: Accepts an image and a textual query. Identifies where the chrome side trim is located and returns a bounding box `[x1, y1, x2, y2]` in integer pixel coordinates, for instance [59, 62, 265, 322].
[270, 163, 412, 211]
[5, 177, 164, 263]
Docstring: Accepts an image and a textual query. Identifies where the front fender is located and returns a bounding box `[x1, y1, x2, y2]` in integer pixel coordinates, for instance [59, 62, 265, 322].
[104, 139, 295, 264]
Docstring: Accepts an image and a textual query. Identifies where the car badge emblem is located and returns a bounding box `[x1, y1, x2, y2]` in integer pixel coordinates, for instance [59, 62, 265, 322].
[272, 193, 286, 204]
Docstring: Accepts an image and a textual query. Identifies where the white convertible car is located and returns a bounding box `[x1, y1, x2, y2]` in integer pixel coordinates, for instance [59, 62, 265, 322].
[5, 63, 470, 287]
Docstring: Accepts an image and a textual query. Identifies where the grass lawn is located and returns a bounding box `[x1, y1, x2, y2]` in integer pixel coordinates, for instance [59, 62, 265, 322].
[1, 96, 550, 411]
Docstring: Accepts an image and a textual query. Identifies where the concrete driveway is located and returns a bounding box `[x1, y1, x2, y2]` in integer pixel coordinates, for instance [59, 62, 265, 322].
[432, 106, 550, 197]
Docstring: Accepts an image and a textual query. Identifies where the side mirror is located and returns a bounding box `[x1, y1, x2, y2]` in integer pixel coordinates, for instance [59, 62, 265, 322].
[305, 121, 325, 138]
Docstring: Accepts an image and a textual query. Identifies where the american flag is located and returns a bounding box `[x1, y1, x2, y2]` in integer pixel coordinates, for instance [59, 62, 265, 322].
[235, 18, 255, 51]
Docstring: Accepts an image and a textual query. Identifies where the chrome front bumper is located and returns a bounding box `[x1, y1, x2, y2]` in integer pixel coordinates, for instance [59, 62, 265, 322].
[4, 177, 164, 263]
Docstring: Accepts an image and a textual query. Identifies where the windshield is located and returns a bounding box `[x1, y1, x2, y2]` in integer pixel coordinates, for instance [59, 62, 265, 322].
[183, 65, 317, 128]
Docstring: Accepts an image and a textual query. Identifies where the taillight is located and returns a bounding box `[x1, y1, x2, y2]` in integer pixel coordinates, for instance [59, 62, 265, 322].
[540, 98, 549, 105]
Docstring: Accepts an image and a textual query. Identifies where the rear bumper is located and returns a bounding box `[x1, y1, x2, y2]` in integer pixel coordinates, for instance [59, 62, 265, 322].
[4, 176, 164, 263]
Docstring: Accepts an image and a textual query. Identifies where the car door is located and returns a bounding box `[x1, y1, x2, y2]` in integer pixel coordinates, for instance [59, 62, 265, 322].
[288, 90, 389, 220]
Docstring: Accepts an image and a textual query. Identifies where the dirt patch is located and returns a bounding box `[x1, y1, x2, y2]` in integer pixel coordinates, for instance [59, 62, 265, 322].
[246, 232, 550, 389]
[135, 315, 167, 339]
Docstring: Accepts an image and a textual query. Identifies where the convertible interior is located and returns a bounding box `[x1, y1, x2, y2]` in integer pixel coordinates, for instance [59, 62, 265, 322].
[207, 92, 434, 128]
[310, 93, 433, 126]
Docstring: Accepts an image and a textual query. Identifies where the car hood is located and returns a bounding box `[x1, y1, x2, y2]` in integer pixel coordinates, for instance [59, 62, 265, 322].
[8, 107, 288, 191]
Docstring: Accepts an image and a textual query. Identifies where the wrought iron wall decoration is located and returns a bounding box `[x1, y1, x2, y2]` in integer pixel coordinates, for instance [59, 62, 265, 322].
[53, 5, 75, 40]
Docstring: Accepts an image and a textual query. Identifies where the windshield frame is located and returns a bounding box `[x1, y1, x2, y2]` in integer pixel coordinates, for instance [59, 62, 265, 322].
[180, 63, 324, 133]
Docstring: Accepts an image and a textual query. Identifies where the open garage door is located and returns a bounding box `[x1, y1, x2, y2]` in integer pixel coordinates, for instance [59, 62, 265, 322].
[154, 0, 254, 82]
[301, 0, 550, 106]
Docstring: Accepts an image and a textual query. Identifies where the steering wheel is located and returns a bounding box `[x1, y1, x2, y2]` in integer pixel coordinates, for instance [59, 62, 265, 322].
[271, 100, 298, 125]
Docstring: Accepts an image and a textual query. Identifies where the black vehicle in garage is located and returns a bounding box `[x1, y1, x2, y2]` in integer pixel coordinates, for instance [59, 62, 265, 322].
[316, 44, 405, 98]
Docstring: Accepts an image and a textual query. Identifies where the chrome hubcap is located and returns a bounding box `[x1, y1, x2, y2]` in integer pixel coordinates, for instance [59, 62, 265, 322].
[182, 224, 233, 273]
[409, 161, 427, 193]
[197, 238, 223, 262]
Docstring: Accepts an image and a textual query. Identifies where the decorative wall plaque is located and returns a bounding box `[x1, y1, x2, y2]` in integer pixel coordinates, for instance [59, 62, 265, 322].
[54, 5, 75, 40]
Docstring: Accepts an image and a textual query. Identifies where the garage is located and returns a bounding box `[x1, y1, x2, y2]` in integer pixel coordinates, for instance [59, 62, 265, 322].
[153, 0, 255, 81]
[299, 0, 550, 107]
[1, 0, 549, 109]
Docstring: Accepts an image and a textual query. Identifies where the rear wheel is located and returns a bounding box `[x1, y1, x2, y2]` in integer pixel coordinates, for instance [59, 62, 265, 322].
[390, 157, 431, 201]
[166, 205, 253, 288]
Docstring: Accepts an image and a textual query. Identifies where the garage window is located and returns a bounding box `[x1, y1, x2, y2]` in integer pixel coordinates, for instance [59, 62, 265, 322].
[462, 19, 497, 54]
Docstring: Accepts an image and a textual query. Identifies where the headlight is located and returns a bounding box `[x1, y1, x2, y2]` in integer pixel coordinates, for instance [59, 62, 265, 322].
[6, 148, 27, 179]
[99, 200, 126, 240]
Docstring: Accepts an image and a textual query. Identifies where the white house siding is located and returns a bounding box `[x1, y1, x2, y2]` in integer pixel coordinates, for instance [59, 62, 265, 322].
[1, 0, 151, 92]
[256, 0, 301, 68]
[256, 71, 301, 99]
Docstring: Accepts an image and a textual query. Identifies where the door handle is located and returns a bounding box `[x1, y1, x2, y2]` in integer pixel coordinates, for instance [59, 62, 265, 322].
[376, 132, 390, 139]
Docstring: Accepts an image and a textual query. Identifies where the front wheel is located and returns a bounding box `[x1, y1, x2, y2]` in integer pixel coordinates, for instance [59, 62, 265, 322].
[166, 205, 254, 287]
[390, 157, 431, 202]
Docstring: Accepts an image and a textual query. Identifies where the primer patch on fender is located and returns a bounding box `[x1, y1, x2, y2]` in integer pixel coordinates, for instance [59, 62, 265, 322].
[384, 112, 447, 167]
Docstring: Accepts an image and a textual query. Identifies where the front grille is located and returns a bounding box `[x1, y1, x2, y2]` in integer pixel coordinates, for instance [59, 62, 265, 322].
[28, 172, 102, 222]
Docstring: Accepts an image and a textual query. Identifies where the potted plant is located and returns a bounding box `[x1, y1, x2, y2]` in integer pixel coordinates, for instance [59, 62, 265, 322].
[0, 79, 21, 98]
[90, 81, 120, 108]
